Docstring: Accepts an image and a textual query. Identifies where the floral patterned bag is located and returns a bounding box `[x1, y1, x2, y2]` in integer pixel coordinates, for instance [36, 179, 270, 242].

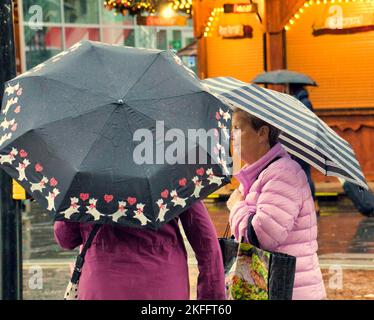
[225, 240, 296, 300]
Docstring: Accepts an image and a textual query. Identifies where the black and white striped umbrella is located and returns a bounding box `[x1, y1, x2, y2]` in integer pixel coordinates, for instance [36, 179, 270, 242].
[202, 77, 368, 190]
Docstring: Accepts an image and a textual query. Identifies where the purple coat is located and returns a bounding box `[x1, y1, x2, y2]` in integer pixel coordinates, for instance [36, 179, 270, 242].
[54, 200, 226, 300]
[229, 143, 326, 300]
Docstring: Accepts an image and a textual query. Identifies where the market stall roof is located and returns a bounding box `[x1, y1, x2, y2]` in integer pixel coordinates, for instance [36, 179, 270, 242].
[177, 41, 197, 57]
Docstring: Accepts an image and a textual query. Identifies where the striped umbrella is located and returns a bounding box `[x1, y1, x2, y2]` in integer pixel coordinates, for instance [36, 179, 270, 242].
[202, 77, 368, 190]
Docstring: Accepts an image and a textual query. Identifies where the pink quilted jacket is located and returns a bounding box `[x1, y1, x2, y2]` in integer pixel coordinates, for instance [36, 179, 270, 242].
[229, 143, 326, 300]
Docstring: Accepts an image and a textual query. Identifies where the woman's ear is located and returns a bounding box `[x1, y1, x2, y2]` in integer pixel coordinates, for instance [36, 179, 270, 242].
[258, 126, 269, 144]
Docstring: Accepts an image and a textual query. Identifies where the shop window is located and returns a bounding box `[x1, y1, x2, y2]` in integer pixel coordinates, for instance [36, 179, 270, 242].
[102, 28, 135, 47]
[24, 26, 63, 70]
[156, 30, 167, 50]
[63, 0, 99, 24]
[64, 27, 100, 48]
[23, 0, 62, 23]
[101, 8, 135, 26]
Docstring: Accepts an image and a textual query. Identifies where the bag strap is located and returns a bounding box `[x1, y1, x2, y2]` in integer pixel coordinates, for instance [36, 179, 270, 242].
[70, 224, 101, 284]
[223, 156, 283, 239]
[223, 222, 231, 238]
[255, 156, 282, 180]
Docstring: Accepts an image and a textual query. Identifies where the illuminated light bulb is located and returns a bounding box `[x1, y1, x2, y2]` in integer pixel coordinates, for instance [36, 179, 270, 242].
[205, 27, 210, 31]
[309, 0, 314, 4]
[285, 25, 290, 31]
[299, 8, 304, 13]
[316, 0, 320, 4]
[295, 13, 300, 18]
[209, 16, 214, 21]
[304, 2, 309, 7]
[204, 32, 208, 37]
[161, 6, 175, 18]
[290, 19, 295, 25]
[207, 21, 212, 26]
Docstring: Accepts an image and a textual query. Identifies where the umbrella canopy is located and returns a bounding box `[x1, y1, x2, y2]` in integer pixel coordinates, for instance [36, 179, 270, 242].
[202, 77, 367, 190]
[252, 70, 317, 86]
[0, 41, 232, 230]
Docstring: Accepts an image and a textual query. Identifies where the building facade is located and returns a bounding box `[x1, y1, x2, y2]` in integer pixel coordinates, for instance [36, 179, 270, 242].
[16, 0, 194, 72]
[193, 0, 374, 184]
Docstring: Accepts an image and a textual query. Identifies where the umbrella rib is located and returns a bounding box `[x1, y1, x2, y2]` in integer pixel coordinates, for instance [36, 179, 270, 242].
[24, 74, 118, 101]
[92, 45, 122, 99]
[120, 105, 156, 222]
[55, 105, 120, 213]
[75, 105, 119, 174]
[122, 52, 162, 100]
[0, 101, 119, 154]
[124, 91, 207, 103]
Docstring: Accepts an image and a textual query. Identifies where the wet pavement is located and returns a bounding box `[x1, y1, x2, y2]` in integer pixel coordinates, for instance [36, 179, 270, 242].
[21, 195, 374, 300]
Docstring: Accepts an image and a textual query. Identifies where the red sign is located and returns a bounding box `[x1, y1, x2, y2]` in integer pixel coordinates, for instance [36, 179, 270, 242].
[137, 16, 187, 26]
[224, 3, 258, 14]
[218, 25, 253, 39]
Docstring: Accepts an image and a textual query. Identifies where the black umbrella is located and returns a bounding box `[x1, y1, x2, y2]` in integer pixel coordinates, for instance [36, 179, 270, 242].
[252, 70, 317, 86]
[0, 41, 232, 230]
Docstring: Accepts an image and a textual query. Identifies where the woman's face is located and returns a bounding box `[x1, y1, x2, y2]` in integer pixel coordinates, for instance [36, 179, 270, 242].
[231, 110, 269, 165]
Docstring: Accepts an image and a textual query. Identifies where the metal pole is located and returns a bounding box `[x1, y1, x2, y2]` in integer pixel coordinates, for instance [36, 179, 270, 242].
[0, 0, 23, 300]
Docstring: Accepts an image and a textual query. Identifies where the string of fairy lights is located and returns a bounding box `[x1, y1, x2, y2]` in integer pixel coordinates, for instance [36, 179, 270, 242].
[284, 0, 374, 31]
[203, 7, 225, 37]
[104, 0, 193, 17]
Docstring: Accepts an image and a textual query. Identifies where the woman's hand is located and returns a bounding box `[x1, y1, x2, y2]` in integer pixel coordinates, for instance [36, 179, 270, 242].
[227, 189, 244, 211]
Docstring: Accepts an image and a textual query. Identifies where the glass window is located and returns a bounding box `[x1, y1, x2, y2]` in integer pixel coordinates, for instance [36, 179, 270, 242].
[102, 28, 135, 46]
[65, 27, 100, 48]
[156, 30, 167, 50]
[101, 8, 134, 26]
[136, 26, 156, 49]
[169, 30, 182, 51]
[23, 0, 62, 24]
[63, 0, 99, 24]
[24, 26, 63, 70]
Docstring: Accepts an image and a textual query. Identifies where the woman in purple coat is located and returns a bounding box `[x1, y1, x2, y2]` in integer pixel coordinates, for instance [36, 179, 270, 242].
[54, 200, 226, 300]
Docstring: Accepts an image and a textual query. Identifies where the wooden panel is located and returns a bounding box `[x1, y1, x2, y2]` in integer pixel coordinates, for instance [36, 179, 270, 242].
[205, 5, 264, 81]
[286, 1, 374, 109]
[312, 109, 374, 183]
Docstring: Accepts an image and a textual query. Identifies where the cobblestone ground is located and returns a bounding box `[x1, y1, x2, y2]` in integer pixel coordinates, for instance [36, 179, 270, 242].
[22, 197, 374, 300]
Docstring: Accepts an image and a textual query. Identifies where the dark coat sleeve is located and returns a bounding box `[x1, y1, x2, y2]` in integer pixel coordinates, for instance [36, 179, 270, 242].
[343, 182, 374, 216]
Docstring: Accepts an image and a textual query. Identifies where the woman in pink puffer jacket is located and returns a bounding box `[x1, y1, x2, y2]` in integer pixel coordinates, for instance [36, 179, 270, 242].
[227, 108, 326, 300]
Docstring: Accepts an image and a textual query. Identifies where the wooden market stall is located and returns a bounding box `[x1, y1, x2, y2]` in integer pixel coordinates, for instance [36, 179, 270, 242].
[193, 0, 374, 196]
[285, 0, 374, 183]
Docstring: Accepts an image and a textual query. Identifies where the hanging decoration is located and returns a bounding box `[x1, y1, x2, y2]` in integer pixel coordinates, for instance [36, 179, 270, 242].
[104, 0, 193, 17]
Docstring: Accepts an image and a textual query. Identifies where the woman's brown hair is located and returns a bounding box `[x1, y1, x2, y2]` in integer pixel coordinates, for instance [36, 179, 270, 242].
[233, 108, 281, 147]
